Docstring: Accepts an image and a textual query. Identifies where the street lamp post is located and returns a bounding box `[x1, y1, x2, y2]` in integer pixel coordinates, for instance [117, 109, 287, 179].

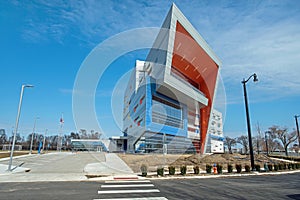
[8, 84, 34, 171]
[43, 128, 48, 152]
[294, 115, 300, 147]
[242, 73, 258, 171]
[30, 117, 39, 154]
[264, 131, 269, 156]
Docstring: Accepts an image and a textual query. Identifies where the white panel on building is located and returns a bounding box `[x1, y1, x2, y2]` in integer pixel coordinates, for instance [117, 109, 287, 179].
[208, 109, 224, 153]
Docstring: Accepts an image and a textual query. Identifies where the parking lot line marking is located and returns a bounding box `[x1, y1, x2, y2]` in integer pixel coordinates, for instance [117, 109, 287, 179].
[98, 189, 160, 194]
[101, 184, 154, 188]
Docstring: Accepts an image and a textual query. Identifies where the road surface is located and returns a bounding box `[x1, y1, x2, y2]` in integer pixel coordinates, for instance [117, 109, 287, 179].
[0, 173, 299, 200]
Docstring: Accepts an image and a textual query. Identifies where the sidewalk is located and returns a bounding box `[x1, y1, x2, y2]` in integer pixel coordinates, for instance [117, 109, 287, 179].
[0, 163, 31, 174]
[0, 152, 134, 182]
[84, 153, 134, 177]
[268, 157, 298, 163]
[0, 153, 39, 174]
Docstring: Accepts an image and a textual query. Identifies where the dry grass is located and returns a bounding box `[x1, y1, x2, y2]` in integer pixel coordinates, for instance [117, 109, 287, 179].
[0, 151, 32, 159]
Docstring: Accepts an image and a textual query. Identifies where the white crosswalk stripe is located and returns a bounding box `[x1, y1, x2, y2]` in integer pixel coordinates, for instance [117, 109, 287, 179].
[98, 189, 160, 194]
[105, 180, 151, 183]
[94, 179, 168, 200]
[101, 184, 154, 188]
[94, 198, 168, 200]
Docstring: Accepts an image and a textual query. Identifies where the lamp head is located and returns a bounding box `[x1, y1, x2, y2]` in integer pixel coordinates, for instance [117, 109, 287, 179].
[253, 73, 258, 82]
[25, 84, 34, 88]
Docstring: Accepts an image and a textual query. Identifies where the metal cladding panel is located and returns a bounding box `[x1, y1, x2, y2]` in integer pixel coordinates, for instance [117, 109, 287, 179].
[147, 122, 186, 137]
[145, 77, 153, 128]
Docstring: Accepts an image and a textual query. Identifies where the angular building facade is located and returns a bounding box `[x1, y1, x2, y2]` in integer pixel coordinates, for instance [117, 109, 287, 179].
[122, 4, 223, 154]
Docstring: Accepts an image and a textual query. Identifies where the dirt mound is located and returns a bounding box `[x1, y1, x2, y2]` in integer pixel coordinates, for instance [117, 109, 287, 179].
[118, 153, 279, 173]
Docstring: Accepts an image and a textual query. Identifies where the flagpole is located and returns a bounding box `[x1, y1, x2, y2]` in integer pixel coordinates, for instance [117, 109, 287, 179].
[57, 113, 64, 152]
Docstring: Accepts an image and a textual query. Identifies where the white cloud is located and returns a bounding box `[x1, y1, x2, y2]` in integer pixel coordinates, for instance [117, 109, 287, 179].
[198, 1, 300, 103]
[13, 0, 300, 101]
[16, 0, 169, 46]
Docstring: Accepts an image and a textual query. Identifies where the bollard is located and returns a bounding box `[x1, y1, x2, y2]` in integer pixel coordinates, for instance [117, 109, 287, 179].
[264, 163, 269, 172]
[213, 163, 217, 174]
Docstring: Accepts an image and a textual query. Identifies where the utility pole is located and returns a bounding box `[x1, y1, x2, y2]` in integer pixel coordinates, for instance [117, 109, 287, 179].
[256, 122, 261, 155]
[30, 117, 39, 154]
[294, 115, 300, 147]
[43, 129, 47, 152]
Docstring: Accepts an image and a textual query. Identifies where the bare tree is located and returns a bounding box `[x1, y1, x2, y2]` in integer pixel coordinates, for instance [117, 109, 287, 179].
[70, 132, 80, 139]
[237, 135, 249, 154]
[79, 129, 87, 139]
[265, 130, 281, 153]
[0, 129, 7, 144]
[255, 122, 263, 154]
[291, 144, 299, 155]
[224, 136, 236, 154]
[95, 132, 102, 139]
[269, 126, 297, 156]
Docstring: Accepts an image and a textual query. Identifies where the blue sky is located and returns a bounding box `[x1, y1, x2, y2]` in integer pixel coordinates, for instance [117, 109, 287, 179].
[0, 0, 300, 139]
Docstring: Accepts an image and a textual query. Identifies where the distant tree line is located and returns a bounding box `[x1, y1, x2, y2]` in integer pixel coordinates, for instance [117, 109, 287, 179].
[224, 125, 299, 156]
[0, 128, 102, 151]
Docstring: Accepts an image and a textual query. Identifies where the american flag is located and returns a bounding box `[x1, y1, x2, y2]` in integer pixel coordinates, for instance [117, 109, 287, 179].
[60, 114, 64, 125]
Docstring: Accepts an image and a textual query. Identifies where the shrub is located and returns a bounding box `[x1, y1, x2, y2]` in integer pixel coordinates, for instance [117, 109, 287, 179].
[274, 164, 279, 171]
[236, 164, 242, 173]
[180, 165, 187, 175]
[227, 164, 233, 173]
[296, 163, 300, 169]
[157, 167, 164, 176]
[291, 163, 296, 170]
[245, 165, 251, 172]
[193, 165, 200, 174]
[288, 163, 292, 170]
[206, 164, 212, 173]
[268, 164, 273, 171]
[217, 164, 223, 174]
[283, 163, 287, 170]
[168, 166, 175, 175]
[254, 164, 260, 172]
[278, 163, 283, 170]
[140, 164, 147, 177]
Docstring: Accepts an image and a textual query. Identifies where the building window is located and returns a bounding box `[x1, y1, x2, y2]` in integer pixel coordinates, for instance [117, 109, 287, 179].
[137, 118, 143, 126]
[134, 105, 138, 112]
[151, 95, 183, 128]
[134, 116, 139, 123]
[140, 95, 145, 105]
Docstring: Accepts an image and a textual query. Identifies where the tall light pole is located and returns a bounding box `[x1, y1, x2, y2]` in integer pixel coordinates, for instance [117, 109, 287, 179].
[264, 131, 270, 156]
[8, 84, 34, 171]
[30, 117, 39, 155]
[43, 128, 48, 152]
[242, 73, 258, 171]
[294, 115, 300, 147]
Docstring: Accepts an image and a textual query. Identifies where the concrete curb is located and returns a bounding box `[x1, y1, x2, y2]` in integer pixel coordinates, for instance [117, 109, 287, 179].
[140, 170, 300, 180]
[85, 170, 300, 182]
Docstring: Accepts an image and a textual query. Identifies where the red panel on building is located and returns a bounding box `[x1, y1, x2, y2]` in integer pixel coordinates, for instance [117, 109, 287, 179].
[171, 21, 219, 153]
